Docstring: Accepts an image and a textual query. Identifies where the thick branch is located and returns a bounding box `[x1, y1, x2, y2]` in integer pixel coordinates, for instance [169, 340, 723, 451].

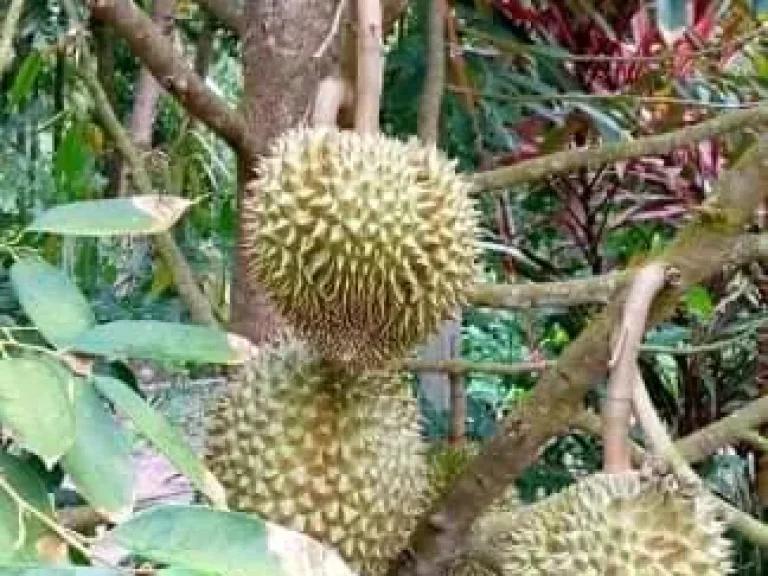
[404, 358, 553, 377]
[195, 0, 243, 35]
[416, 0, 445, 144]
[389, 136, 768, 576]
[469, 272, 626, 310]
[472, 105, 768, 192]
[87, 0, 255, 157]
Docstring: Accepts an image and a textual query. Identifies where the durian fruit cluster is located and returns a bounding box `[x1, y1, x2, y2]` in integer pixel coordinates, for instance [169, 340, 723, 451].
[205, 127, 481, 575]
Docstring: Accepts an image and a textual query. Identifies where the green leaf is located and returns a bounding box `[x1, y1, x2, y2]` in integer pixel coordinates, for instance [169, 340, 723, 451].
[8, 52, 43, 109]
[69, 320, 250, 365]
[27, 196, 195, 237]
[60, 380, 134, 521]
[93, 376, 225, 508]
[683, 285, 714, 321]
[0, 358, 76, 463]
[0, 452, 57, 563]
[108, 505, 285, 576]
[10, 258, 96, 349]
[158, 569, 220, 576]
[53, 123, 93, 201]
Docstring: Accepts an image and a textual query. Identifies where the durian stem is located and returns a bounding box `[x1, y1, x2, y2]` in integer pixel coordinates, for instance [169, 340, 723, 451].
[354, 0, 383, 133]
[603, 262, 672, 473]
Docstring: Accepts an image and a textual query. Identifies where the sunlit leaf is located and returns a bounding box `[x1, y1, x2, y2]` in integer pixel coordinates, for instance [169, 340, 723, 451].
[0, 569, 122, 575]
[0, 358, 76, 463]
[683, 285, 714, 321]
[8, 53, 43, 109]
[108, 506, 286, 576]
[9, 258, 96, 349]
[0, 452, 57, 562]
[93, 376, 225, 508]
[69, 320, 250, 365]
[60, 380, 135, 521]
[27, 196, 195, 237]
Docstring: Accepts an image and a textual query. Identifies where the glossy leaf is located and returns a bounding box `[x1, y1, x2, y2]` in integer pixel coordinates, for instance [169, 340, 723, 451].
[27, 196, 194, 237]
[683, 285, 714, 321]
[0, 569, 121, 576]
[0, 358, 76, 463]
[69, 320, 250, 365]
[93, 376, 225, 507]
[108, 505, 285, 576]
[60, 380, 135, 521]
[9, 258, 96, 349]
[8, 52, 43, 109]
[0, 452, 57, 562]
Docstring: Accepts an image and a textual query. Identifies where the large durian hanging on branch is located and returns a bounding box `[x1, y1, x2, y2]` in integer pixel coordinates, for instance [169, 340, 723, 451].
[203, 337, 430, 576]
[242, 127, 480, 369]
[453, 471, 732, 576]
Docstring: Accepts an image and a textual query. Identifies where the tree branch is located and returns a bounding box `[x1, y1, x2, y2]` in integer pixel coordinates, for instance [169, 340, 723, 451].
[86, 0, 255, 157]
[354, 0, 383, 133]
[469, 271, 626, 310]
[73, 39, 218, 327]
[472, 105, 768, 192]
[404, 358, 553, 377]
[388, 135, 768, 576]
[416, 0, 445, 144]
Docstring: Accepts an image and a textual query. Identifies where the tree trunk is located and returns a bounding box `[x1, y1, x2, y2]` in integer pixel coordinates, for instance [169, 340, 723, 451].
[230, 0, 340, 344]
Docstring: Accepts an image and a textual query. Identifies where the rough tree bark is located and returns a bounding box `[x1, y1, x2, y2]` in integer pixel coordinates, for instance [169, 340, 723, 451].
[230, 0, 341, 343]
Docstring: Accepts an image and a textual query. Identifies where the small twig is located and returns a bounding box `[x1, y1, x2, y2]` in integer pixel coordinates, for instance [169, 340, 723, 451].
[314, 0, 348, 58]
[603, 262, 673, 472]
[0, 473, 96, 564]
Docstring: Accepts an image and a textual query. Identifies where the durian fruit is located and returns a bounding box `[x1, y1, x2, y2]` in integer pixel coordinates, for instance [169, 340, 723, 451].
[242, 127, 480, 369]
[452, 471, 732, 576]
[204, 337, 430, 576]
[427, 442, 519, 514]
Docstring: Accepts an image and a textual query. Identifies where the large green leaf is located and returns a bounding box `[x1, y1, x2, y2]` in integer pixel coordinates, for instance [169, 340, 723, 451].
[60, 380, 134, 521]
[93, 376, 225, 507]
[27, 196, 194, 237]
[0, 358, 76, 463]
[0, 452, 57, 563]
[108, 506, 284, 576]
[69, 321, 250, 365]
[9, 258, 96, 349]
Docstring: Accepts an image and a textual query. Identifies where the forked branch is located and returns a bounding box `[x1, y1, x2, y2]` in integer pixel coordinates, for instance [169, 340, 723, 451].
[87, 0, 255, 157]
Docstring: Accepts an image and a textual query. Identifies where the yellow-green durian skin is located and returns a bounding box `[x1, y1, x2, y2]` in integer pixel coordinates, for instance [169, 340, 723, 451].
[242, 127, 480, 369]
[454, 472, 732, 576]
[203, 338, 430, 576]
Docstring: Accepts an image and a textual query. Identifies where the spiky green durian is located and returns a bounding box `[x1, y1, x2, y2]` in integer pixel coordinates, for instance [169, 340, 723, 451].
[451, 472, 732, 576]
[204, 337, 430, 576]
[242, 127, 480, 369]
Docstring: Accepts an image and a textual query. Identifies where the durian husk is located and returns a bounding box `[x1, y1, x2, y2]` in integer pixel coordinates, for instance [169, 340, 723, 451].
[451, 471, 733, 576]
[242, 127, 480, 369]
[204, 337, 430, 576]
